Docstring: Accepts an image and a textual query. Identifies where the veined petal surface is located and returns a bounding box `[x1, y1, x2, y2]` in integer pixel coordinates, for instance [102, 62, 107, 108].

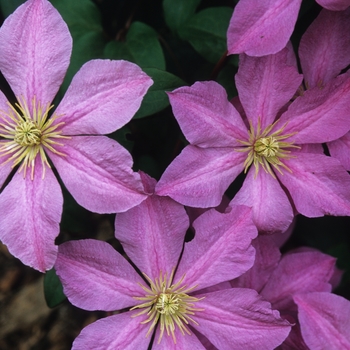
[156, 145, 245, 207]
[0, 0, 72, 106]
[115, 173, 189, 280]
[328, 132, 350, 171]
[48, 136, 146, 213]
[227, 0, 302, 56]
[55, 240, 145, 311]
[316, 0, 350, 10]
[56, 60, 153, 135]
[0, 160, 62, 272]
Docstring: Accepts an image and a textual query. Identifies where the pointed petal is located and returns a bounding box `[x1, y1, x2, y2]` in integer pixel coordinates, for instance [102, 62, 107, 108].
[299, 8, 350, 89]
[295, 292, 350, 350]
[316, 0, 350, 10]
[236, 48, 302, 129]
[261, 250, 335, 311]
[155, 145, 245, 207]
[72, 313, 150, 350]
[56, 60, 152, 135]
[168, 81, 247, 147]
[278, 153, 350, 217]
[231, 236, 281, 292]
[193, 289, 291, 350]
[0, 160, 62, 272]
[55, 239, 145, 311]
[227, 0, 302, 56]
[0, 0, 72, 106]
[48, 136, 146, 213]
[176, 206, 257, 291]
[153, 327, 206, 350]
[230, 168, 294, 234]
[328, 132, 350, 171]
[280, 73, 350, 143]
[115, 173, 189, 280]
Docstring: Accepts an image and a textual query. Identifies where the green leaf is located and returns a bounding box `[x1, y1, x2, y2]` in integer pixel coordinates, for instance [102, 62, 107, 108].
[0, 0, 25, 17]
[104, 22, 165, 70]
[44, 268, 66, 308]
[178, 7, 232, 64]
[134, 68, 185, 119]
[163, 0, 201, 32]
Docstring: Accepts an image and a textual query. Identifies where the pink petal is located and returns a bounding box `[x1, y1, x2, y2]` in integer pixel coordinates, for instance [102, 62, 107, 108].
[55, 239, 145, 311]
[115, 173, 189, 281]
[48, 136, 147, 213]
[72, 312, 150, 350]
[0, 0, 72, 107]
[261, 251, 335, 311]
[231, 236, 281, 292]
[299, 8, 350, 89]
[295, 292, 350, 349]
[227, 0, 302, 56]
[316, 0, 350, 10]
[56, 60, 152, 135]
[236, 47, 302, 129]
[155, 145, 246, 207]
[193, 289, 291, 350]
[279, 72, 350, 143]
[0, 159, 62, 272]
[328, 131, 350, 170]
[175, 206, 257, 291]
[152, 327, 206, 349]
[230, 168, 294, 234]
[168, 81, 247, 147]
[278, 153, 350, 217]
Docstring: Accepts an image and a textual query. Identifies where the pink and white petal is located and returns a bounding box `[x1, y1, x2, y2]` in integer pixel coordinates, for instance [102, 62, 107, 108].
[72, 312, 150, 350]
[168, 81, 247, 148]
[0, 0, 72, 106]
[236, 48, 302, 129]
[231, 236, 281, 292]
[48, 136, 146, 213]
[0, 159, 62, 272]
[299, 9, 350, 89]
[279, 73, 350, 143]
[295, 292, 350, 350]
[328, 132, 350, 170]
[175, 206, 257, 291]
[278, 153, 350, 217]
[227, 0, 302, 56]
[193, 289, 291, 350]
[115, 174, 189, 280]
[261, 251, 335, 311]
[316, 0, 350, 10]
[156, 145, 245, 208]
[55, 239, 145, 311]
[230, 168, 294, 234]
[152, 327, 206, 350]
[56, 60, 152, 135]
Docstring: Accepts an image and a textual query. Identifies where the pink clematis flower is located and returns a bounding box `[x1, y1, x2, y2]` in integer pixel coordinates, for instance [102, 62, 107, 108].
[55, 173, 291, 349]
[231, 236, 339, 349]
[227, 0, 350, 57]
[0, 0, 153, 271]
[294, 292, 350, 349]
[155, 45, 350, 234]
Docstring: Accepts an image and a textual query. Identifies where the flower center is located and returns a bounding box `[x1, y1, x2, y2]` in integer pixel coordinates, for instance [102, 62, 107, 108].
[0, 96, 69, 179]
[235, 119, 299, 178]
[131, 269, 204, 344]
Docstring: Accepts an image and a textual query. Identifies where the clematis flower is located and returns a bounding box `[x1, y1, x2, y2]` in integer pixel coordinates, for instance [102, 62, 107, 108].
[227, 0, 350, 57]
[231, 236, 338, 349]
[294, 292, 350, 349]
[55, 173, 291, 349]
[155, 45, 350, 233]
[0, 0, 153, 271]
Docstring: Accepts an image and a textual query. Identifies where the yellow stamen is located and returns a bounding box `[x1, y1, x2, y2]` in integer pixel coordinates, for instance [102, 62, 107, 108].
[0, 96, 70, 179]
[131, 269, 204, 344]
